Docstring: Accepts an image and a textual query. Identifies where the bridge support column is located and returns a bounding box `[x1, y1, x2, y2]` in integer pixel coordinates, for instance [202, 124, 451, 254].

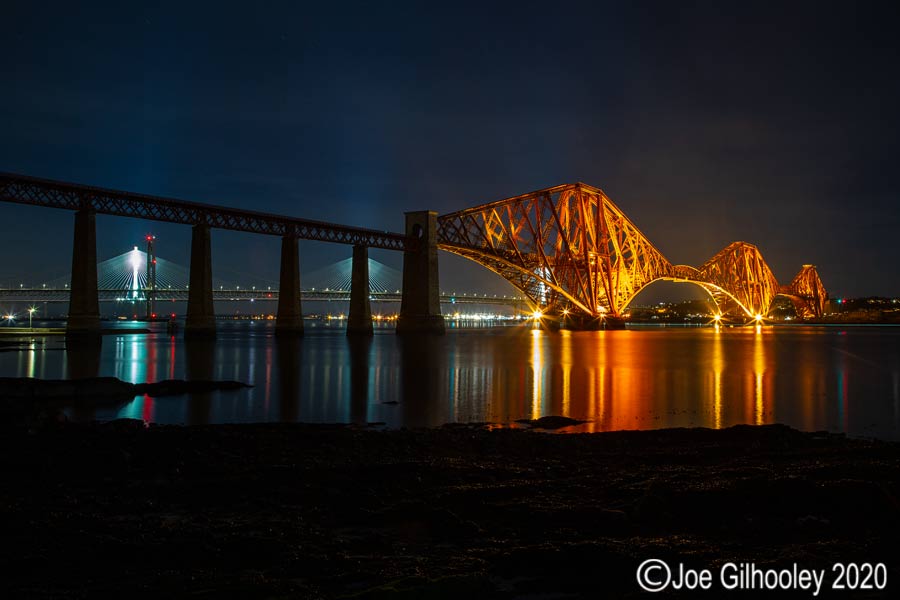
[185, 224, 216, 337]
[66, 209, 101, 335]
[275, 236, 303, 335]
[347, 244, 373, 336]
[397, 211, 445, 335]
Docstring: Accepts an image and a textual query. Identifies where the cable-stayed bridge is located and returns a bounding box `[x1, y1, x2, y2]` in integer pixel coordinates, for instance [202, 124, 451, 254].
[0, 246, 524, 309]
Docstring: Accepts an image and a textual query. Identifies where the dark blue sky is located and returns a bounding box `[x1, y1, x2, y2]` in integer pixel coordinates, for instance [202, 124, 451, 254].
[2, 1, 899, 298]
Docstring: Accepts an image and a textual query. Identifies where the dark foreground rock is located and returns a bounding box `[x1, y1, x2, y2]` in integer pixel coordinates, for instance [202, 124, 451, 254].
[0, 377, 251, 425]
[515, 415, 587, 429]
[0, 376, 251, 400]
[1, 422, 898, 598]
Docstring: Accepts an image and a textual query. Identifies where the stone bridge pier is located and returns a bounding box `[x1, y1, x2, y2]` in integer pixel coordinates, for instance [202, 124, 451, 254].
[66, 209, 101, 335]
[397, 211, 445, 335]
[184, 224, 216, 337]
[274, 235, 303, 336]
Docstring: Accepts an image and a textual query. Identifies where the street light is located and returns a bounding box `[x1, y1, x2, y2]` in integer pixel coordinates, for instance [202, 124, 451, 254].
[4, 314, 14, 327]
[28, 306, 37, 329]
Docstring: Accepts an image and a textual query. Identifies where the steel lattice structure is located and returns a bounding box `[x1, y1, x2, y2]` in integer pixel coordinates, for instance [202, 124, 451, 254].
[438, 183, 828, 320]
[781, 265, 828, 319]
[0, 172, 408, 250]
[0, 172, 828, 320]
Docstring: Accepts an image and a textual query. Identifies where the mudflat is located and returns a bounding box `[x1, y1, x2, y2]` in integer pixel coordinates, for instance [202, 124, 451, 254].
[2, 421, 898, 598]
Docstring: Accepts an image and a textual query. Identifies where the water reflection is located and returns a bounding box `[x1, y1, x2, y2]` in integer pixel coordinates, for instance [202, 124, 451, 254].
[753, 328, 765, 425]
[185, 337, 214, 425]
[1, 324, 898, 439]
[712, 328, 723, 429]
[276, 337, 302, 422]
[347, 336, 372, 425]
[64, 336, 102, 421]
[398, 335, 444, 428]
[529, 329, 546, 419]
[65, 337, 101, 379]
[559, 330, 573, 414]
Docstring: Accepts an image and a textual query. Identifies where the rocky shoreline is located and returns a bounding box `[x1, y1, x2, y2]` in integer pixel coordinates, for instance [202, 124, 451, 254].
[1, 420, 898, 597]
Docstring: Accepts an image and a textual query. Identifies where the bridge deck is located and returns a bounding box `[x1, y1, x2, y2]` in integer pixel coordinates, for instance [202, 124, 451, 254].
[0, 173, 409, 251]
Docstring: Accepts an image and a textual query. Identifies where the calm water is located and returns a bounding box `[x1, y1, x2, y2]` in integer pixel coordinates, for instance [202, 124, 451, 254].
[3, 322, 900, 439]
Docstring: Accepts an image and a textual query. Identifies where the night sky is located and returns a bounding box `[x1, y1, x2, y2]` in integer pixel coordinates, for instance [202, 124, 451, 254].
[2, 1, 899, 299]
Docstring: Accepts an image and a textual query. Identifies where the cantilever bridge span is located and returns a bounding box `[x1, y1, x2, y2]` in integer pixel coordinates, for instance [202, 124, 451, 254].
[437, 183, 827, 321]
[0, 173, 826, 334]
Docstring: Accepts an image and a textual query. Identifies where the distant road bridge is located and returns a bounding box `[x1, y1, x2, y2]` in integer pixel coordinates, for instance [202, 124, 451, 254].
[0, 287, 520, 306]
[0, 248, 521, 308]
[0, 172, 826, 334]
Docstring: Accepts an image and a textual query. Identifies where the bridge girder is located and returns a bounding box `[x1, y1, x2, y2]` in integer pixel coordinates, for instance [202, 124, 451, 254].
[0, 172, 408, 251]
[695, 242, 780, 318]
[438, 183, 672, 317]
[438, 185, 827, 321]
[780, 264, 828, 318]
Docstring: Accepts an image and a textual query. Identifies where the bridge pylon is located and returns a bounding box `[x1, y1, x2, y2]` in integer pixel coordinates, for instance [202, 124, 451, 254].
[397, 211, 445, 334]
[66, 209, 101, 335]
[145, 234, 157, 319]
[347, 244, 373, 336]
[275, 235, 304, 335]
[185, 224, 216, 337]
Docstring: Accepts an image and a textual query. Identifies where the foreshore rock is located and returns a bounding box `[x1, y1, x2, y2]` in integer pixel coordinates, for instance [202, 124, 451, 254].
[0, 376, 250, 400]
[0, 377, 251, 424]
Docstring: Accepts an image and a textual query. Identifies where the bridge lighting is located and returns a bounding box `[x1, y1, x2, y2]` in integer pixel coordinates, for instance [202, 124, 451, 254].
[4, 314, 14, 325]
[713, 313, 722, 322]
[754, 313, 764, 323]
[562, 308, 570, 316]
[532, 310, 543, 320]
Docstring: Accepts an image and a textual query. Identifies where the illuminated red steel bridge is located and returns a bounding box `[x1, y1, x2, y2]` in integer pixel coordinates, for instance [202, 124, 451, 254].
[437, 183, 827, 325]
[0, 173, 826, 334]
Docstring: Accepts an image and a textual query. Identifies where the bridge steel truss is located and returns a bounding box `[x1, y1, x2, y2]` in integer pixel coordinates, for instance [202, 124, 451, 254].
[437, 183, 828, 321]
[0, 172, 828, 327]
[0, 173, 409, 250]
